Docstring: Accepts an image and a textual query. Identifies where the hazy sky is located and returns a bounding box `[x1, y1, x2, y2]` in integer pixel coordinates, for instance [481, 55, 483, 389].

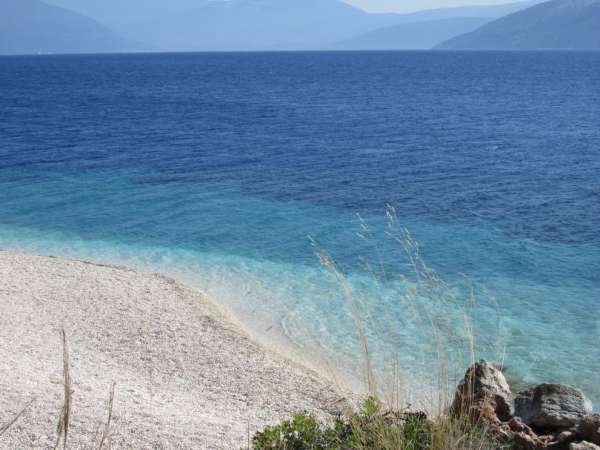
[345, 0, 519, 13]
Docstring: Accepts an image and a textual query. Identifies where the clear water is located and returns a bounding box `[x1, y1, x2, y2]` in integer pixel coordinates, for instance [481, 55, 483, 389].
[1, 52, 599, 404]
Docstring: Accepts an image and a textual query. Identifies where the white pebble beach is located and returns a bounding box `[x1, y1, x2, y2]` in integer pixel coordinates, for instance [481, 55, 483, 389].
[0, 250, 352, 449]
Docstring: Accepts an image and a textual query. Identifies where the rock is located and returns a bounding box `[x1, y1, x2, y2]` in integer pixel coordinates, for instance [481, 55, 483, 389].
[544, 430, 579, 450]
[450, 362, 598, 450]
[545, 441, 572, 450]
[510, 417, 552, 450]
[451, 360, 513, 422]
[577, 415, 600, 445]
[512, 432, 542, 450]
[557, 431, 577, 444]
[570, 442, 600, 450]
[515, 384, 593, 430]
[510, 417, 533, 433]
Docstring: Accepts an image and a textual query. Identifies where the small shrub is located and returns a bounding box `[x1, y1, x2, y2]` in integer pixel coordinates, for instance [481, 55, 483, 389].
[252, 413, 350, 449]
[252, 398, 438, 450]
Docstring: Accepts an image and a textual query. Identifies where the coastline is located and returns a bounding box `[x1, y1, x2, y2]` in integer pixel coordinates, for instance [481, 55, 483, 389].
[0, 250, 354, 449]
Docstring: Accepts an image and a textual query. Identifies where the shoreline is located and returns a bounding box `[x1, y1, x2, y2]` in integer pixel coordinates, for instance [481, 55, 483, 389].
[0, 250, 356, 448]
[0, 241, 366, 391]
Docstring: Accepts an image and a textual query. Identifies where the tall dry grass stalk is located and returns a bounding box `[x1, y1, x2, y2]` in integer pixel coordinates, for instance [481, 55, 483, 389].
[50, 330, 118, 449]
[95, 382, 116, 450]
[306, 205, 509, 449]
[311, 205, 502, 416]
[54, 329, 72, 450]
[353, 416, 498, 450]
[427, 416, 500, 450]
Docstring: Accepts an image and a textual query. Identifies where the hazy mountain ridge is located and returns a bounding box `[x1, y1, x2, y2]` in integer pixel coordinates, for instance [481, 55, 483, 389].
[3, 0, 590, 54]
[335, 17, 492, 50]
[125, 0, 398, 51]
[43, 0, 210, 27]
[103, 0, 547, 51]
[437, 0, 600, 49]
[41, 0, 546, 51]
[388, 0, 542, 22]
[0, 0, 143, 55]
[329, 0, 543, 50]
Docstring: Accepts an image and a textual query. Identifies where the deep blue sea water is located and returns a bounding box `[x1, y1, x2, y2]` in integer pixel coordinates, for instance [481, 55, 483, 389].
[1, 52, 599, 404]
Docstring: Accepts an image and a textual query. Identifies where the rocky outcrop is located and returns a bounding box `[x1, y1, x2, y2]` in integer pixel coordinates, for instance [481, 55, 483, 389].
[515, 384, 593, 430]
[508, 417, 552, 450]
[451, 360, 596, 450]
[451, 360, 513, 423]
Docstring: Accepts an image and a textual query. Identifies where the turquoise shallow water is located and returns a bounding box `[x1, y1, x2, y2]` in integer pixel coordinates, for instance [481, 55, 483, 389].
[1, 52, 599, 404]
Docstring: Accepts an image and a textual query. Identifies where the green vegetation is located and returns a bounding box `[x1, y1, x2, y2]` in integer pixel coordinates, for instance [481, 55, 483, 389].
[252, 397, 502, 450]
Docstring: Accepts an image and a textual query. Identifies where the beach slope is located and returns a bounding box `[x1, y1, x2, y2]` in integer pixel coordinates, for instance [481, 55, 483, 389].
[0, 251, 348, 449]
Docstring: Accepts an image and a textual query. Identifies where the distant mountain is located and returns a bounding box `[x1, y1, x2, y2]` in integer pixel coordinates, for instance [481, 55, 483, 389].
[0, 0, 142, 55]
[110, 0, 402, 51]
[391, 0, 543, 23]
[44, 0, 544, 51]
[437, 0, 600, 49]
[43, 0, 208, 27]
[335, 17, 491, 50]
[331, 0, 542, 50]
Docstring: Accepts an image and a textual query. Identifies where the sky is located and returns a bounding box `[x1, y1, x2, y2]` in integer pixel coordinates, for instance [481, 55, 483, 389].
[344, 0, 520, 13]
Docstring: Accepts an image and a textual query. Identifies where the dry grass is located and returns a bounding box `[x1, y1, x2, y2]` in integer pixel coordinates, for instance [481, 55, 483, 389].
[427, 416, 501, 450]
[312, 206, 501, 409]
[94, 382, 116, 450]
[294, 206, 506, 448]
[2, 330, 118, 449]
[0, 401, 32, 437]
[47, 330, 116, 450]
[54, 329, 73, 450]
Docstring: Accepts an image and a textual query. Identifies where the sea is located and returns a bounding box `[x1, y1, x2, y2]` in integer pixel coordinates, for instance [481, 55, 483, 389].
[1, 51, 599, 405]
